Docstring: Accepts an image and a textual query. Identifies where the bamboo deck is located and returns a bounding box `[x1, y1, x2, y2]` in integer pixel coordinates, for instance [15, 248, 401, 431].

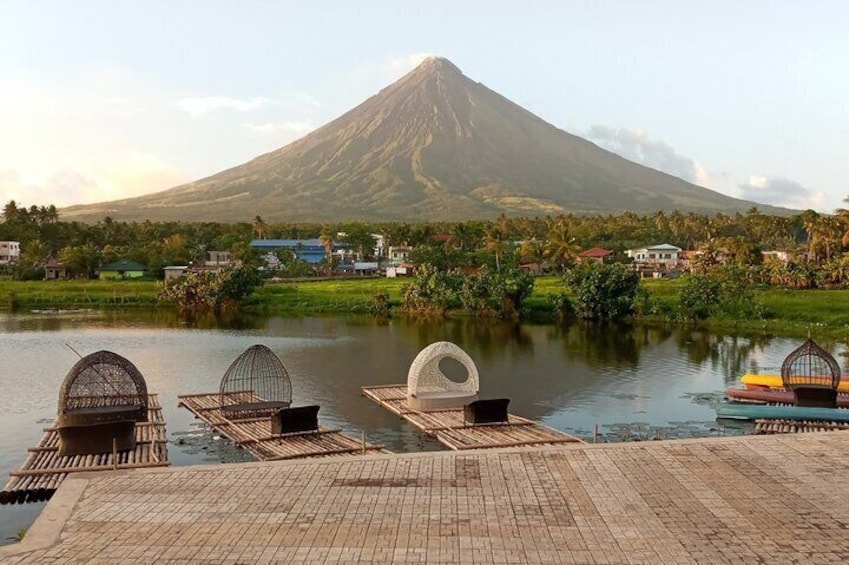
[361, 384, 583, 450]
[178, 391, 387, 461]
[755, 418, 849, 434]
[0, 394, 168, 505]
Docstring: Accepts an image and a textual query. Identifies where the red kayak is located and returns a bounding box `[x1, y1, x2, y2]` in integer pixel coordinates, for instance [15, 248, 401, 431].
[726, 387, 849, 407]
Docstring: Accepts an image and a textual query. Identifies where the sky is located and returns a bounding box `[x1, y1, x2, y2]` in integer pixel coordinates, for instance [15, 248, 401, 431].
[1, 1, 847, 213]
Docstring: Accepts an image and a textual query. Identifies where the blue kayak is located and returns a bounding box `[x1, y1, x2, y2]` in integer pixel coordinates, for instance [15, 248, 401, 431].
[716, 403, 849, 422]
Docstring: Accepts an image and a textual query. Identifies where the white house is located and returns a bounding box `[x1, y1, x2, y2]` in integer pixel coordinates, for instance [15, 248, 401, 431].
[204, 250, 235, 267]
[626, 243, 682, 268]
[0, 241, 20, 264]
[388, 245, 413, 264]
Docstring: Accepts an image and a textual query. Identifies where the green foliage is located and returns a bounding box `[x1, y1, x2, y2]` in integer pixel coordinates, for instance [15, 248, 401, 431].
[564, 263, 640, 321]
[678, 273, 723, 320]
[368, 291, 391, 317]
[678, 265, 761, 320]
[549, 292, 574, 319]
[157, 266, 263, 313]
[400, 263, 456, 314]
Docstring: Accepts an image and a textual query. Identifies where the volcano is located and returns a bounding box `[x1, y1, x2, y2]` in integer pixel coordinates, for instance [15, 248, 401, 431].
[63, 57, 783, 222]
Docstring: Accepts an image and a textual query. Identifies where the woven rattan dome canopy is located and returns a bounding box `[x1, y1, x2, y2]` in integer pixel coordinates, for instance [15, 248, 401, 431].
[219, 345, 292, 404]
[58, 350, 148, 416]
[780, 338, 841, 390]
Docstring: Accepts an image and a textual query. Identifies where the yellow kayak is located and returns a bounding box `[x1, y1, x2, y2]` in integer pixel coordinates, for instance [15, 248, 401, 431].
[741, 373, 849, 393]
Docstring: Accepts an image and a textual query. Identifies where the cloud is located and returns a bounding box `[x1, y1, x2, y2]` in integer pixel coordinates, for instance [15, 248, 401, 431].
[382, 53, 436, 74]
[738, 175, 827, 211]
[0, 154, 191, 208]
[175, 96, 273, 117]
[585, 125, 719, 187]
[243, 121, 316, 134]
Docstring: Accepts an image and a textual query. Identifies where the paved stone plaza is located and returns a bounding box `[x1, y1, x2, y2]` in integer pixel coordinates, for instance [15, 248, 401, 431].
[4, 432, 849, 564]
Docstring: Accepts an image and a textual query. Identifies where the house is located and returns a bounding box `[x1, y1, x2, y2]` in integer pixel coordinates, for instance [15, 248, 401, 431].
[577, 247, 614, 264]
[353, 262, 380, 276]
[99, 259, 146, 280]
[205, 250, 235, 267]
[388, 246, 413, 264]
[44, 258, 67, 280]
[250, 239, 333, 264]
[386, 262, 415, 278]
[0, 241, 20, 264]
[626, 244, 682, 268]
[163, 266, 189, 281]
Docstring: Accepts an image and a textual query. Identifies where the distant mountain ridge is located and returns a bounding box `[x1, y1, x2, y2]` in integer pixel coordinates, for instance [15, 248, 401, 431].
[63, 57, 788, 222]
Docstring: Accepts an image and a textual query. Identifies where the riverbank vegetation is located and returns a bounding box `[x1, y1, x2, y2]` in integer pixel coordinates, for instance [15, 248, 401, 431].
[2, 276, 848, 340]
[4, 198, 849, 339]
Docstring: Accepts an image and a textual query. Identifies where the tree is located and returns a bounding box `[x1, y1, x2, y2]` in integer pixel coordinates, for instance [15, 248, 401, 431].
[157, 266, 263, 313]
[252, 216, 268, 240]
[519, 238, 547, 272]
[545, 217, 579, 273]
[2, 200, 20, 223]
[564, 263, 639, 322]
[678, 273, 723, 320]
[58, 244, 101, 279]
[400, 263, 456, 314]
[319, 230, 334, 258]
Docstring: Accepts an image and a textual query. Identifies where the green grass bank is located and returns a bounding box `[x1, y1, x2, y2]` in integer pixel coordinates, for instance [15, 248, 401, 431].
[0, 277, 846, 341]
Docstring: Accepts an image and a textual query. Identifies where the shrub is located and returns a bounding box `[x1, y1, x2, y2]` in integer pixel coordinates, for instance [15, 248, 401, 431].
[368, 291, 391, 317]
[564, 263, 639, 321]
[157, 266, 264, 313]
[400, 263, 456, 314]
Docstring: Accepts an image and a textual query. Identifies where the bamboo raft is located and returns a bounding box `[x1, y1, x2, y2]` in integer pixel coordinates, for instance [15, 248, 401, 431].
[362, 385, 584, 450]
[0, 394, 168, 505]
[178, 391, 388, 461]
[754, 418, 849, 435]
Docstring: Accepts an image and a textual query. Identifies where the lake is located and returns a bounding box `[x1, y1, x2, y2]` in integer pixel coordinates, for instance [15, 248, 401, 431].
[0, 309, 837, 543]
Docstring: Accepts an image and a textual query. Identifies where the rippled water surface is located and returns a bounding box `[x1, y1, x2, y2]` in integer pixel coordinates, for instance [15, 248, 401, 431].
[0, 309, 841, 542]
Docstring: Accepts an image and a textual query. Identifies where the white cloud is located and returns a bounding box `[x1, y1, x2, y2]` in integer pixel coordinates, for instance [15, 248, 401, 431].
[175, 96, 273, 117]
[586, 125, 719, 187]
[0, 153, 191, 208]
[382, 53, 436, 74]
[738, 175, 828, 211]
[243, 121, 316, 134]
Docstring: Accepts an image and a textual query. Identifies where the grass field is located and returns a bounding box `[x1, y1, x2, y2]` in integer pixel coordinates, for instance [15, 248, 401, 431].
[1, 276, 847, 340]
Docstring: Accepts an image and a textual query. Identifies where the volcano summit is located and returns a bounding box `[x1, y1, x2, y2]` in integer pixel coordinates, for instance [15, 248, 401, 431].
[64, 57, 780, 222]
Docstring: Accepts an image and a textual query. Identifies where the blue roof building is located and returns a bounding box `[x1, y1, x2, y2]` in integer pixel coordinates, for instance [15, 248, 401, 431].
[250, 239, 333, 264]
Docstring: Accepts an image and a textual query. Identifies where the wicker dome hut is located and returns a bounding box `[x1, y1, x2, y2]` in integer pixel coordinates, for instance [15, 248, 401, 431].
[58, 350, 148, 421]
[56, 350, 149, 456]
[407, 341, 479, 411]
[219, 345, 292, 418]
[781, 338, 842, 408]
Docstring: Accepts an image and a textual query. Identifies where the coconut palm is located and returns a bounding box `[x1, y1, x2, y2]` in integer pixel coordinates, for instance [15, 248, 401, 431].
[252, 216, 268, 240]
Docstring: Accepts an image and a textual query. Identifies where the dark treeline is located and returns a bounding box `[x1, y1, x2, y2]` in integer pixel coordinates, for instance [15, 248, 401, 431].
[2, 198, 848, 284]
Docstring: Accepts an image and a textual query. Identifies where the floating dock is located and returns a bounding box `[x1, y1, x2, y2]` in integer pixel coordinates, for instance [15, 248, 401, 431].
[362, 384, 583, 450]
[178, 391, 387, 461]
[755, 418, 849, 434]
[0, 394, 168, 505]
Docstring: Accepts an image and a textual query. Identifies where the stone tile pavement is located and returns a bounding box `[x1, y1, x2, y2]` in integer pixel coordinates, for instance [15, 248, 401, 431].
[4, 432, 849, 563]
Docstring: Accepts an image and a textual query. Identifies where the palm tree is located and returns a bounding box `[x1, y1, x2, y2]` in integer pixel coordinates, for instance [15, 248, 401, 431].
[319, 230, 334, 258]
[20, 239, 47, 270]
[252, 216, 268, 240]
[544, 218, 579, 273]
[483, 227, 507, 273]
[519, 238, 546, 273]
